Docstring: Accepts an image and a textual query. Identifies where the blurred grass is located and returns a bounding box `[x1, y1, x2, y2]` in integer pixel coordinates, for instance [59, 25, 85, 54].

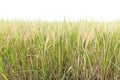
[0, 20, 120, 80]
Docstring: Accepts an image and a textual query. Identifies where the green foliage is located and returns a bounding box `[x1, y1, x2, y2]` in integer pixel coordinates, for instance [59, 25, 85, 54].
[0, 20, 120, 80]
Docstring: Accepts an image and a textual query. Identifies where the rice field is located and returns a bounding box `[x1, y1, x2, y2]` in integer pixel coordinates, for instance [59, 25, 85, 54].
[0, 20, 120, 80]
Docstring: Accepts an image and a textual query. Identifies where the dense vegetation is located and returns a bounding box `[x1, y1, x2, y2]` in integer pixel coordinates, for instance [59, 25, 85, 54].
[0, 20, 120, 80]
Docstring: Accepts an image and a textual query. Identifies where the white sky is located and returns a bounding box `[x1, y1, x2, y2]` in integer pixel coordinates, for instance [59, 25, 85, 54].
[0, 0, 120, 21]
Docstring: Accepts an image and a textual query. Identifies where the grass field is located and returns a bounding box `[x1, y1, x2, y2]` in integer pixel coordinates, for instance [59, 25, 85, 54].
[0, 20, 120, 80]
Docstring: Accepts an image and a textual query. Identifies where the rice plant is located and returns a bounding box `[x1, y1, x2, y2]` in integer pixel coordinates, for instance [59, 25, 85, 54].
[0, 20, 120, 80]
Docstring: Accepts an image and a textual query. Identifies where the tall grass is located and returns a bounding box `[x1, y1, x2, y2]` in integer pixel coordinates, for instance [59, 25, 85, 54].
[0, 20, 120, 80]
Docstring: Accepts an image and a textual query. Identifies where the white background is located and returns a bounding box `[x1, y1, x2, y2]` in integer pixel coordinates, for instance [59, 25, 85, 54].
[0, 0, 120, 21]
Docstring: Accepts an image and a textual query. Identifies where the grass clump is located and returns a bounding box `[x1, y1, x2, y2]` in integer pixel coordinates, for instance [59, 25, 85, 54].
[0, 20, 120, 80]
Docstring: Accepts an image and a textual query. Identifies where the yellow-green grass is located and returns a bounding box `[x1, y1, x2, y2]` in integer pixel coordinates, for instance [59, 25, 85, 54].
[0, 20, 120, 80]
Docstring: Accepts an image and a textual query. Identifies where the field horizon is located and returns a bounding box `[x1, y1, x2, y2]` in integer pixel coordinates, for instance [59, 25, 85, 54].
[0, 20, 120, 80]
